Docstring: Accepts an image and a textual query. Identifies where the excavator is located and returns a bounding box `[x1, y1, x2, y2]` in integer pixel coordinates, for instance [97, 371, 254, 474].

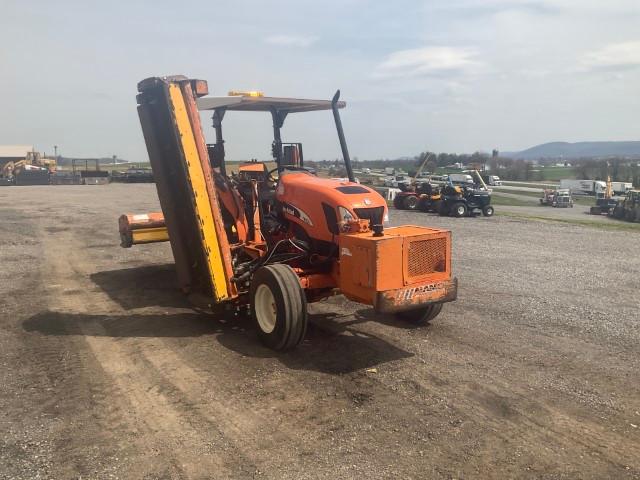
[118, 76, 457, 350]
[590, 176, 618, 215]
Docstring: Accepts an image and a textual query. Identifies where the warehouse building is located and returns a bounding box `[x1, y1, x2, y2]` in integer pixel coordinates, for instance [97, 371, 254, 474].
[0, 145, 34, 168]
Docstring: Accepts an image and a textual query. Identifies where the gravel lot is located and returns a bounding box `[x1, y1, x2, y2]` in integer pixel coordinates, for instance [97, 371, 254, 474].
[1, 184, 639, 479]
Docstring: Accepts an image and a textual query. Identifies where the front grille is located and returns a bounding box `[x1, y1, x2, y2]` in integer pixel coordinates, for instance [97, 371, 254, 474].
[354, 206, 384, 225]
[407, 238, 447, 277]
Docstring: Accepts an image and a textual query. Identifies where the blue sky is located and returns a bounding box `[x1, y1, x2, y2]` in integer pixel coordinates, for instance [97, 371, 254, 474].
[1, 0, 640, 161]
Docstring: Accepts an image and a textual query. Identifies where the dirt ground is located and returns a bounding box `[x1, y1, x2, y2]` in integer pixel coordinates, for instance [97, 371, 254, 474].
[1, 184, 639, 480]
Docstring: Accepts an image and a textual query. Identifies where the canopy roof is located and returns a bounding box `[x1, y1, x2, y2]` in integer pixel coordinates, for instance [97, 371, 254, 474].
[197, 95, 345, 113]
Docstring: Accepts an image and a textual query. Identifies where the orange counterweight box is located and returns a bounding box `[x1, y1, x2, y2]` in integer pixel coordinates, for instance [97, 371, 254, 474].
[338, 225, 457, 313]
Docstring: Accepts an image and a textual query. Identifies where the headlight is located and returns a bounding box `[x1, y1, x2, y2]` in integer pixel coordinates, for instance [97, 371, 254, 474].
[338, 206, 354, 222]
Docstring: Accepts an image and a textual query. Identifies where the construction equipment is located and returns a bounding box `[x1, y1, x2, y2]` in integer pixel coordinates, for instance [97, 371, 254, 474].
[540, 188, 574, 208]
[611, 190, 640, 222]
[589, 176, 618, 215]
[72, 159, 110, 185]
[119, 76, 457, 350]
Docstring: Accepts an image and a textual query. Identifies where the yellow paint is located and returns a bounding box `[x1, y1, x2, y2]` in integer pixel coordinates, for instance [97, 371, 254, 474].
[131, 227, 169, 244]
[168, 84, 229, 301]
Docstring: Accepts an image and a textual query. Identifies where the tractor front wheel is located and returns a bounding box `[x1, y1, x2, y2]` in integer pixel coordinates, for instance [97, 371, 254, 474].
[250, 264, 307, 351]
[482, 205, 494, 217]
[451, 202, 468, 217]
[393, 195, 404, 210]
[396, 303, 443, 325]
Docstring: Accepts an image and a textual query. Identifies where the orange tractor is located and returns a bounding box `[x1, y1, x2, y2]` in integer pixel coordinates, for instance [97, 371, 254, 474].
[119, 76, 457, 350]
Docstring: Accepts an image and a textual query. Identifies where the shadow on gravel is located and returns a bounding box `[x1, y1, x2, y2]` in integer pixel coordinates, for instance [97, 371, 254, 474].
[24, 309, 412, 375]
[90, 264, 188, 310]
[23, 311, 222, 338]
[217, 311, 414, 374]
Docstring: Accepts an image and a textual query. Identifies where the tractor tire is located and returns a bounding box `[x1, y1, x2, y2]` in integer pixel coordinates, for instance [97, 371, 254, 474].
[431, 199, 442, 213]
[396, 303, 443, 325]
[482, 205, 495, 217]
[250, 264, 307, 351]
[418, 198, 432, 212]
[451, 202, 468, 217]
[393, 195, 404, 210]
[403, 195, 419, 210]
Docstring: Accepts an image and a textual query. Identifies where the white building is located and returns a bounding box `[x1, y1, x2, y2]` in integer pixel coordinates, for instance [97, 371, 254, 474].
[0, 145, 34, 165]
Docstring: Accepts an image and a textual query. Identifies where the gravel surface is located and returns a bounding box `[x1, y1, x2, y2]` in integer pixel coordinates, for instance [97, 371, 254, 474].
[1, 184, 639, 479]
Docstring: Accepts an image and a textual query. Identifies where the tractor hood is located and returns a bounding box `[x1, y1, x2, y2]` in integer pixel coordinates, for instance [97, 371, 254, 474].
[276, 171, 388, 243]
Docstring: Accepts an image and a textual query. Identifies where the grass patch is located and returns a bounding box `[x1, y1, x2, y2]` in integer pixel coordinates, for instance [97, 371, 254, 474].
[537, 166, 576, 181]
[495, 189, 541, 198]
[490, 194, 537, 207]
[494, 188, 596, 206]
[501, 181, 555, 189]
[497, 211, 640, 232]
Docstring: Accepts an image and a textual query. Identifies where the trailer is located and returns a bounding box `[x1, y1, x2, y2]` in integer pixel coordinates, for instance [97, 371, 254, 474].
[559, 179, 606, 195]
[610, 182, 633, 195]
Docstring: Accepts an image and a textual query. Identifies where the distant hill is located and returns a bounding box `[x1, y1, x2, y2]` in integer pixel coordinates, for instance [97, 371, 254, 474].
[505, 141, 640, 160]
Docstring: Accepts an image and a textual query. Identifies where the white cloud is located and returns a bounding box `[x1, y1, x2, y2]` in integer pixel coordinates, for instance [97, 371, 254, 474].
[264, 34, 317, 47]
[374, 46, 483, 78]
[580, 41, 640, 71]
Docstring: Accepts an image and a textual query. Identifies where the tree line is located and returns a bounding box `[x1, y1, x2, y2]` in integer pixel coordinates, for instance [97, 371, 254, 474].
[307, 153, 639, 186]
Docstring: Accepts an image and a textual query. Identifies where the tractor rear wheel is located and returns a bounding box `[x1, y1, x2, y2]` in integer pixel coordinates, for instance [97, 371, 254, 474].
[451, 202, 468, 217]
[403, 195, 419, 210]
[250, 264, 307, 351]
[396, 303, 443, 325]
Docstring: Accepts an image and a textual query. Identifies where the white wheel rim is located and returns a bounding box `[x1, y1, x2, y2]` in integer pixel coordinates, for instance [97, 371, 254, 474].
[255, 284, 277, 333]
[457, 206, 465, 215]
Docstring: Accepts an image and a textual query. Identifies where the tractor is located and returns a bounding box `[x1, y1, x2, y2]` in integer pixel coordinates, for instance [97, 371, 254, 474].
[611, 190, 640, 222]
[437, 172, 494, 218]
[393, 181, 442, 212]
[590, 176, 616, 215]
[118, 76, 458, 350]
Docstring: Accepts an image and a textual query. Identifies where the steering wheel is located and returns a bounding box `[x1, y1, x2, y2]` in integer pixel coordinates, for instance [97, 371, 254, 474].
[267, 166, 314, 183]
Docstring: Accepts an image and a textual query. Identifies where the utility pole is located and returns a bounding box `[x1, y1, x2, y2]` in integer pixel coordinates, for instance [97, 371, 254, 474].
[54, 145, 58, 159]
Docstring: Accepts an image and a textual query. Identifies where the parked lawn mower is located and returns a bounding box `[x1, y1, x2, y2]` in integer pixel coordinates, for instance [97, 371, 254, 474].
[437, 183, 494, 217]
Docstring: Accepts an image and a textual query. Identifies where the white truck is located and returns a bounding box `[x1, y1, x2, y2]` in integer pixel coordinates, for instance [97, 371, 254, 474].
[384, 174, 412, 188]
[448, 173, 474, 185]
[560, 179, 606, 195]
[481, 174, 502, 186]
